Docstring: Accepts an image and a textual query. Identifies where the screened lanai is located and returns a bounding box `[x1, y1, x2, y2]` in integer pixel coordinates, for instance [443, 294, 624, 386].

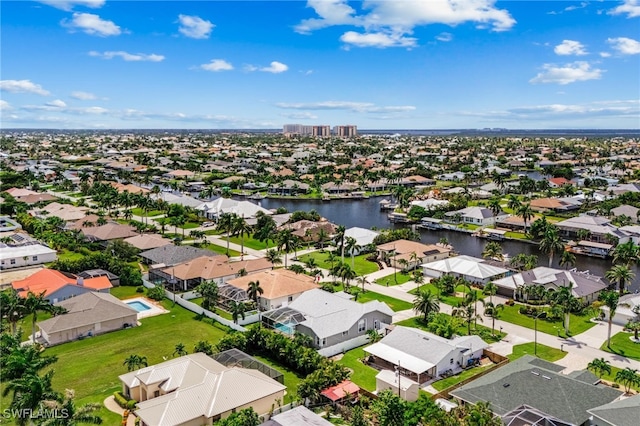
[212, 348, 284, 384]
[218, 284, 248, 308]
[261, 306, 307, 336]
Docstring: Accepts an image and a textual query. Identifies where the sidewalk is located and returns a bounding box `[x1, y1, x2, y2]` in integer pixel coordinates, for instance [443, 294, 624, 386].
[103, 395, 136, 426]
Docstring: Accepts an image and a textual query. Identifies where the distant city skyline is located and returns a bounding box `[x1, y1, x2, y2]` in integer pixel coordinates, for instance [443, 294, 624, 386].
[1, 0, 639, 130]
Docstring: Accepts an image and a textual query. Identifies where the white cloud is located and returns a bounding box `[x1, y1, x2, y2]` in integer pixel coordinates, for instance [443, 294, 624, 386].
[529, 61, 603, 85]
[0, 100, 11, 110]
[39, 1, 105, 11]
[609, 0, 640, 18]
[178, 15, 214, 39]
[89, 51, 165, 62]
[600, 52, 612, 58]
[340, 31, 417, 48]
[200, 59, 234, 72]
[436, 32, 453, 42]
[296, 0, 515, 48]
[564, 2, 589, 12]
[554, 40, 588, 55]
[46, 99, 67, 108]
[260, 61, 289, 73]
[62, 12, 121, 36]
[0, 79, 50, 96]
[607, 37, 640, 55]
[71, 91, 97, 100]
[275, 100, 416, 114]
[281, 112, 319, 120]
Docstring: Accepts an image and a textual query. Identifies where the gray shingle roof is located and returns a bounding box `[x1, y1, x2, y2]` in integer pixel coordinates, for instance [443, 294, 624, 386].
[140, 245, 219, 266]
[450, 355, 622, 426]
[588, 393, 640, 426]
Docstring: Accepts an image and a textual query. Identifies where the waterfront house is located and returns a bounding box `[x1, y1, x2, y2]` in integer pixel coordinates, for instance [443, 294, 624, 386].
[529, 197, 582, 213]
[140, 245, 219, 267]
[422, 255, 509, 286]
[344, 227, 380, 254]
[196, 197, 272, 220]
[555, 215, 629, 244]
[261, 289, 393, 357]
[364, 326, 487, 385]
[444, 206, 509, 227]
[450, 355, 622, 426]
[377, 239, 452, 270]
[610, 204, 640, 224]
[37, 292, 137, 346]
[120, 353, 286, 426]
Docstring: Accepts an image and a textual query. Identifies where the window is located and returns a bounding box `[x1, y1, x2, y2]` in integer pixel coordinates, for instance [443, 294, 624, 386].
[288, 296, 293, 302]
[321, 338, 326, 346]
[374, 320, 380, 330]
[32, 256, 38, 261]
[342, 330, 348, 336]
[10, 259, 15, 265]
[450, 358, 454, 364]
[153, 390, 160, 398]
[358, 319, 366, 332]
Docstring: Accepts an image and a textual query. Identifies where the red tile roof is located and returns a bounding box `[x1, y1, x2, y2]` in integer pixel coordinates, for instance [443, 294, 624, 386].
[12, 269, 112, 298]
[321, 380, 360, 402]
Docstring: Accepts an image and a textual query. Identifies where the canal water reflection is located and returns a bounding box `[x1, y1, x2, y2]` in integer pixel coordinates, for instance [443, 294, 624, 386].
[257, 196, 639, 291]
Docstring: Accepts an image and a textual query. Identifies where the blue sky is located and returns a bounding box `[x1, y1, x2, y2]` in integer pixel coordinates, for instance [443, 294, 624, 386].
[1, 0, 639, 129]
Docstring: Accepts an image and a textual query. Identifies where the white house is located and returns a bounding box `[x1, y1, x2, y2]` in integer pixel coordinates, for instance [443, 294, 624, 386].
[422, 255, 509, 286]
[196, 197, 271, 220]
[365, 326, 488, 384]
[0, 243, 57, 270]
[445, 206, 509, 227]
[344, 227, 380, 254]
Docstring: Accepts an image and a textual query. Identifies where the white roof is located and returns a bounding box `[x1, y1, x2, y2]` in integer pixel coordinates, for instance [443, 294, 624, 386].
[422, 255, 508, 280]
[344, 227, 379, 246]
[367, 342, 435, 374]
[158, 193, 203, 208]
[196, 197, 271, 218]
[0, 244, 56, 260]
[376, 369, 419, 391]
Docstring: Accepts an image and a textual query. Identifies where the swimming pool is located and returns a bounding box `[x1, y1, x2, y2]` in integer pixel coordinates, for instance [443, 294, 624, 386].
[126, 300, 152, 312]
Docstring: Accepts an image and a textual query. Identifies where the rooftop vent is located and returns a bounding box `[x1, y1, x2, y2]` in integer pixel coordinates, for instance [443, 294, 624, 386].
[542, 375, 551, 380]
[503, 383, 510, 388]
[531, 371, 539, 376]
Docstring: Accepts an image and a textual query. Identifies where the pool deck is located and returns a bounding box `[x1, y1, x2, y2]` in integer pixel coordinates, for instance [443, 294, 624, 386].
[124, 296, 169, 319]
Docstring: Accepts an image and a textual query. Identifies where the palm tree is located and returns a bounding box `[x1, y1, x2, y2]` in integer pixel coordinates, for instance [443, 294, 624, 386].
[453, 303, 482, 336]
[123, 354, 148, 372]
[517, 203, 534, 234]
[194, 280, 219, 311]
[598, 290, 620, 348]
[334, 225, 346, 262]
[615, 367, 640, 394]
[482, 241, 503, 261]
[247, 280, 264, 308]
[412, 289, 440, 322]
[366, 328, 382, 343]
[507, 194, 521, 213]
[344, 236, 361, 270]
[3, 371, 60, 424]
[487, 197, 502, 216]
[40, 389, 103, 425]
[559, 250, 576, 270]
[229, 301, 246, 324]
[1, 290, 25, 334]
[316, 228, 329, 251]
[539, 226, 564, 267]
[606, 264, 635, 295]
[587, 358, 612, 379]
[265, 249, 282, 269]
[483, 302, 504, 335]
[232, 214, 252, 260]
[483, 282, 498, 306]
[216, 213, 235, 256]
[550, 285, 580, 335]
[276, 229, 297, 268]
[357, 276, 369, 293]
[2, 343, 58, 381]
[612, 241, 639, 266]
[173, 343, 187, 357]
[23, 291, 57, 344]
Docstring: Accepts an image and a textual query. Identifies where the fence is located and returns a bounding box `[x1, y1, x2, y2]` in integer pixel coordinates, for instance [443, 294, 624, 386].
[318, 334, 371, 357]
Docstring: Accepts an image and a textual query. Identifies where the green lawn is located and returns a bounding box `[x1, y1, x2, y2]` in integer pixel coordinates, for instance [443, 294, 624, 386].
[188, 298, 234, 320]
[600, 365, 640, 392]
[57, 248, 86, 262]
[201, 242, 242, 257]
[338, 346, 378, 391]
[356, 290, 412, 312]
[410, 284, 484, 308]
[223, 235, 277, 250]
[431, 364, 494, 391]
[507, 342, 567, 362]
[498, 304, 596, 338]
[253, 355, 304, 404]
[110, 286, 143, 299]
[13, 300, 230, 421]
[395, 315, 505, 344]
[601, 332, 640, 361]
[179, 222, 200, 229]
[204, 229, 221, 235]
[131, 208, 164, 217]
[375, 272, 413, 286]
[298, 252, 379, 276]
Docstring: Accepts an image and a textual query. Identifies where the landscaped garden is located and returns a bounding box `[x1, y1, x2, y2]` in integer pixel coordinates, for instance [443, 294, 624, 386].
[601, 332, 640, 361]
[410, 283, 484, 308]
[298, 251, 379, 276]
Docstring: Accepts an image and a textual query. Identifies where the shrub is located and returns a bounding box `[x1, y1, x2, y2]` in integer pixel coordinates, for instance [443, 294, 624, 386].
[147, 285, 165, 301]
[126, 400, 137, 410]
[612, 383, 620, 388]
[113, 391, 129, 409]
[505, 299, 515, 306]
[136, 286, 145, 293]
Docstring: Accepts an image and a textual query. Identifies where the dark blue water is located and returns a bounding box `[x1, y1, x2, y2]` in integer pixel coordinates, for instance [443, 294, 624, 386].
[257, 196, 639, 291]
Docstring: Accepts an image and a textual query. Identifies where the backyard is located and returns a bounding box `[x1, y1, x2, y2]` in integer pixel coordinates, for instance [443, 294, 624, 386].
[337, 346, 378, 392]
[431, 363, 494, 391]
[298, 251, 379, 276]
[330, 284, 413, 312]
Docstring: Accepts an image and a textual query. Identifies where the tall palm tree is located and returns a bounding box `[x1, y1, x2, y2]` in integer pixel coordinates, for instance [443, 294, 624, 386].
[606, 264, 635, 295]
[539, 226, 564, 267]
[612, 241, 639, 267]
[587, 358, 611, 378]
[3, 371, 60, 425]
[265, 249, 282, 269]
[598, 290, 620, 348]
[550, 285, 580, 335]
[334, 225, 346, 262]
[229, 301, 246, 324]
[517, 203, 534, 234]
[247, 280, 264, 308]
[23, 291, 57, 344]
[483, 282, 498, 306]
[412, 289, 440, 322]
[0, 290, 25, 334]
[232, 214, 252, 260]
[41, 389, 103, 425]
[344, 236, 361, 270]
[123, 354, 148, 372]
[194, 280, 219, 311]
[483, 302, 504, 335]
[507, 194, 521, 213]
[453, 303, 482, 336]
[559, 250, 576, 270]
[316, 228, 329, 251]
[216, 213, 235, 256]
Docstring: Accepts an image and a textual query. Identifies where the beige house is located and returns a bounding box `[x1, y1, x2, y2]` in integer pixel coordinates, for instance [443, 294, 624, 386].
[37, 292, 137, 346]
[224, 269, 319, 311]
[377, 239, 452, 270]
[120, 353, 286, 426]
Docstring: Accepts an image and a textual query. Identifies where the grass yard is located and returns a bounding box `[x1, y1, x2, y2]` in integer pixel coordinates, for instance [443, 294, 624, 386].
[131, 208, 164, 217]
[600, 365, 640, 392]
[223, 235, 277, 250]
[507, 342, 567, 362]
[601, 332, 640, 361]
[431, 363, 494, 391]
[357, 291, 412, 312]
[298, 252, 379, 276]
[179, 222, 201, 229]
[395, 315, 505, 344]
[57, 248, 87, 263]
[188, 298, 234, 321]
[375, 272, 413, 286]
[201, 242, 242, 257]
[410, 284, 484, 308]
[110, 286, 143, 299]
[338, 346, 378, 391]
[498, 304, 596, 338]
[253, 355, 304, 404]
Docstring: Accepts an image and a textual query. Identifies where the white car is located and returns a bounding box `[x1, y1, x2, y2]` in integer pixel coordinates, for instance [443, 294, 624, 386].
[202, 221, 214, 227]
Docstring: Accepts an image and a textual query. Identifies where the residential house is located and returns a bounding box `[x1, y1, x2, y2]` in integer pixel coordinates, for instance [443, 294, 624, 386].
[343, 227, 380, 254]
[82, 222, 139, 243]
[196, 197, 272, 220]
[262, 289, 394, 356]
[120, 353, 286, 426]
[555, 215, 628, 244]
[123, 234, 172, 251]
[0, 216, 21, 232]
[77, 269, 120, 287]
[140, 245, 219, 267]
[0, 243, 57, 270]
[28, 202, 90, 222]
[365, 326, 488, 385]
[610, 204, 640, 224]
[529, 197, 582, 213]
[157, 192, 202, 209]
[608, 293, 640, 326]
[267, 179, 310, 196]
[588, 393, 640, 426]
[12, 269, 112, 303]
[377, 239, 452, 270]
[37, 292, 137, 346]
[450, 355, 622, 426]
[223, 269, 319, 311]
[445, 206, 509, 227]
[260, 406, 332, 426]
[279, 220, 337, 242]
[548, 177, 576, 188]
[492, 267, 608, 302]
[422, 255, 509, 286]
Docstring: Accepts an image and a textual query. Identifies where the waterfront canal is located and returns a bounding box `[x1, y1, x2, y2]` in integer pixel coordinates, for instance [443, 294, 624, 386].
[258, 196, 640, 292]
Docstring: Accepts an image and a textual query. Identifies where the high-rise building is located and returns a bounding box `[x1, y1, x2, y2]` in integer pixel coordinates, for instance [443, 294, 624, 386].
[311, 125, 331, 137]
[333, 125, 357, 137]
[283, 124, 331, 137]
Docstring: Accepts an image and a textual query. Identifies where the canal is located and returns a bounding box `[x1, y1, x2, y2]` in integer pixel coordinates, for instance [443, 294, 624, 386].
[257, 196, 640, 292]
